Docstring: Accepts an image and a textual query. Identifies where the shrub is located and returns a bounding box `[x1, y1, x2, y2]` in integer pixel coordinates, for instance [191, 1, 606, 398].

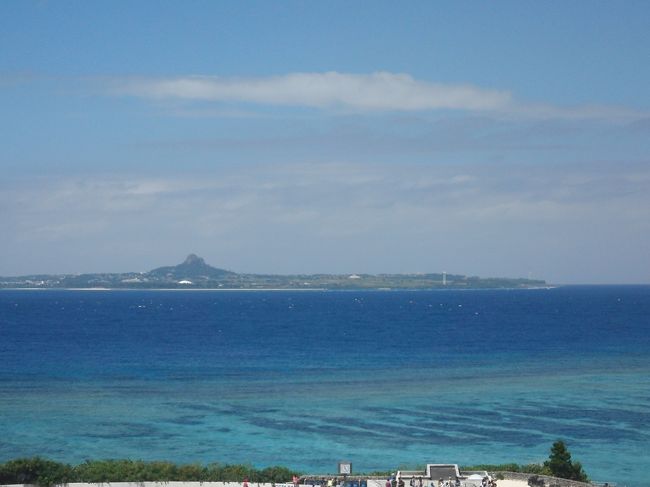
[0, 457, 73, 486]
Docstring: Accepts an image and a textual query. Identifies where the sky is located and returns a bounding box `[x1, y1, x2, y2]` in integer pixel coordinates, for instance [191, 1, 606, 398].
[1, 1, 649, 284]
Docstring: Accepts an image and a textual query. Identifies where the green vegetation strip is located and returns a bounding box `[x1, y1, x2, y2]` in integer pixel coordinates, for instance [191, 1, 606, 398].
[0, 459, 300, 486]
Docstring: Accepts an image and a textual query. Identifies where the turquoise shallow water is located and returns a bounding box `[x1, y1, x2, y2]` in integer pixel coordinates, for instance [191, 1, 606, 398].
[1, 287, 649, 485]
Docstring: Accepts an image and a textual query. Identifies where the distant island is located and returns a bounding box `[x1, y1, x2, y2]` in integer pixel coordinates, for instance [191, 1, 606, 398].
[0, 254, 546, 290]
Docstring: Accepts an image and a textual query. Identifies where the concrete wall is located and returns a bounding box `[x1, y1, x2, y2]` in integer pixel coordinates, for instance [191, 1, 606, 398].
[491, 471, 594, 487]
[0, 476, 595, 487]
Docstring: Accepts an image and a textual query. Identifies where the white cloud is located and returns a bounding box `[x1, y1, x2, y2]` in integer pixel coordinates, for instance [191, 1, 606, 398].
[111, 71, 512, 112]
[108, 71, 646, 120]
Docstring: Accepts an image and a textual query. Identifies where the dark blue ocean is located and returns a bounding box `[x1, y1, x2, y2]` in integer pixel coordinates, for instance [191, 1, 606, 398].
[1, 287, 649, 486]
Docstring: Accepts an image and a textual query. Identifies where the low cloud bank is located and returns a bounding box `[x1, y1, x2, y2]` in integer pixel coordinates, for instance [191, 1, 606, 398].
[2, 161, 649, 281]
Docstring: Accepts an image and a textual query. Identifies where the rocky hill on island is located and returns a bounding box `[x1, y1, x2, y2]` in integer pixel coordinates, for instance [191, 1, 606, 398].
[148, 254, 236, 280]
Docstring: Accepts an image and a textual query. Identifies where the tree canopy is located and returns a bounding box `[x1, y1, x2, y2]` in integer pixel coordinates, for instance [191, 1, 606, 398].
[544, 440, 588, 482]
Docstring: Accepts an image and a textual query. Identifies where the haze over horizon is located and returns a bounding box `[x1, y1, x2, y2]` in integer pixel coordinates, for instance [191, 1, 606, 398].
[2, 1, 649, 285]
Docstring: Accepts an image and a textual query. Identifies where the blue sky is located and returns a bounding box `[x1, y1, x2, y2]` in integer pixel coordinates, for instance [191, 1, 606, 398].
[1, 1, 649, 283]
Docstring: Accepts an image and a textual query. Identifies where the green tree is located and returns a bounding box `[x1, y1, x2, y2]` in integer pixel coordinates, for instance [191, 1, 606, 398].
[544, 440, 588, 482]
